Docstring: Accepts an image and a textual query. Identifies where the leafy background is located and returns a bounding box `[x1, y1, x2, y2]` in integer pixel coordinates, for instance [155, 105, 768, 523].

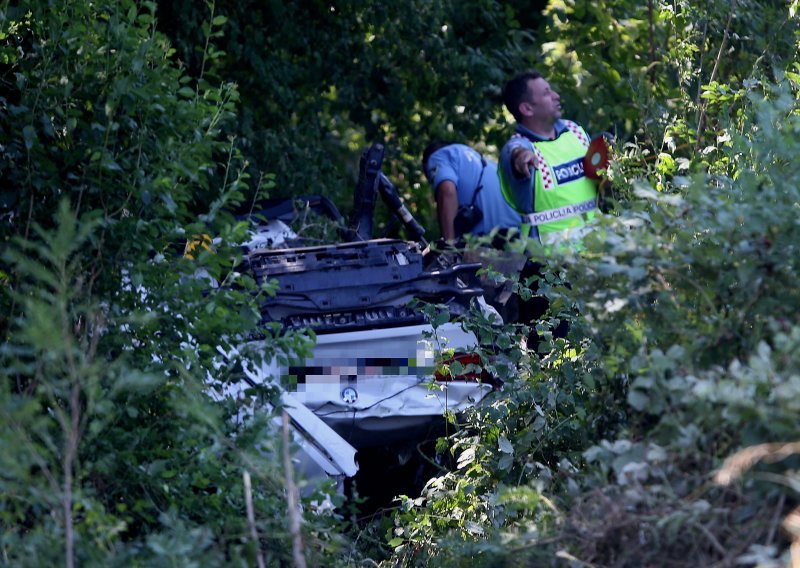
[1, 0, 799, 565]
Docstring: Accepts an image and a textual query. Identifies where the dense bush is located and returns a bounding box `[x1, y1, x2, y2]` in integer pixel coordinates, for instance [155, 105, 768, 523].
[0, 1, 350, 565]
[2, 0, 799, 566]
[384, 35, 800, 568]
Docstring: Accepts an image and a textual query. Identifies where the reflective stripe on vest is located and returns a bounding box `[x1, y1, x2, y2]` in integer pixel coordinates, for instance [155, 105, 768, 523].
[531, 126, 596, 235]
[524, 198, 597, 226]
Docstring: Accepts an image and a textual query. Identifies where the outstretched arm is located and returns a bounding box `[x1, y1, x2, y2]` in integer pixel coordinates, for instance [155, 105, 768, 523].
[499, 141, 537, 214]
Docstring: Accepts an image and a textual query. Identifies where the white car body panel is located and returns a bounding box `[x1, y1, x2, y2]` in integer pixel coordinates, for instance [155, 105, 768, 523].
[245, 322, 491, 447]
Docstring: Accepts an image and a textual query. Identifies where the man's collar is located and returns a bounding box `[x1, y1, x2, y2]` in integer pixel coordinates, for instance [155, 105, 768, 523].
[515, 119, 568, 141]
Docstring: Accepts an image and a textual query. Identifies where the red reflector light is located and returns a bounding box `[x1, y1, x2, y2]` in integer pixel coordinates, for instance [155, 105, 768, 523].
[434, 352, 486, 382]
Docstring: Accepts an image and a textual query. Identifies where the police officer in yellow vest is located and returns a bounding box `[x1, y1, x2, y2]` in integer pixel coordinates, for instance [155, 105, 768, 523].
[498, 71, 598, 250]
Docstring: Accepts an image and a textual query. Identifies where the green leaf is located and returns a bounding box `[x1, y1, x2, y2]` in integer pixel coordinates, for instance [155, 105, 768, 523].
[431, 309, 451, 327]
[456, 447, 476, 469]
[22, 125, 35, 150]
[627, 390, 650, 411]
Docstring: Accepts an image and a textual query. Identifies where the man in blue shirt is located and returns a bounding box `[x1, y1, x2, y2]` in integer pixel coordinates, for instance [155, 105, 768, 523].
[423, 142, 522, 242]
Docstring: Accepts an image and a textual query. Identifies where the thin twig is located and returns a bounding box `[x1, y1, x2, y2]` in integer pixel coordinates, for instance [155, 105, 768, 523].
[247, 172, 266, 218]
[243, 470, 266, 568]
[647, 0, 656, 83]
[282, 411, 307, 568]
[198, 0, 215, 84]
[414, 440, 449, 474]
[63, 380, 81, 568]
[690, 520, 727, 557]
[694, 19, 709, 126]
[696, 1, 737, 151]
[767, 493, 787, 546]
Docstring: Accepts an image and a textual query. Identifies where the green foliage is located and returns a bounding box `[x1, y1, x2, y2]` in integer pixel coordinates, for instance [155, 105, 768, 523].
[378, 3, 800, 567]
[0, 1, 350, 565]
[154, 0, 541, 239]
[3, 0, 800, 565]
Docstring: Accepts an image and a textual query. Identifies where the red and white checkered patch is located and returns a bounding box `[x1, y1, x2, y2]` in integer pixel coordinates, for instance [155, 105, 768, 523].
[533, 146, 555, 190]
[511, 134, 555, 190]
[564, 120, 590, 149]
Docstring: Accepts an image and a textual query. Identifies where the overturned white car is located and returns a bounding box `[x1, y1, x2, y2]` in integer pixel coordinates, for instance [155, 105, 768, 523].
[231, 144, 499, 506]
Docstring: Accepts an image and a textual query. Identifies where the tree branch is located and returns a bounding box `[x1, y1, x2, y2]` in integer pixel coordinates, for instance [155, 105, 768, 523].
[243, 470, 266, 568]
[282, 411, 307, 568]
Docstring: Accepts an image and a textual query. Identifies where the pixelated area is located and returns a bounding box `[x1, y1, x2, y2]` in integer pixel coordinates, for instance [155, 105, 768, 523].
[287, 355, 436, 391]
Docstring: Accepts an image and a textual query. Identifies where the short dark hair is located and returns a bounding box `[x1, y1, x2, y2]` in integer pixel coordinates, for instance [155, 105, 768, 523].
[422, 140, 456, 172]
[502, 71, 542, 122]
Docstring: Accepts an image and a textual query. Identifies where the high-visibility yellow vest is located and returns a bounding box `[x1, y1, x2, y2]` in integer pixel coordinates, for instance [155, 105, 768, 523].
[500, 121, 597, 242]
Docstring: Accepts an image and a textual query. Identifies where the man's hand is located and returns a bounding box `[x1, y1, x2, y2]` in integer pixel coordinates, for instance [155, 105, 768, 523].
[511, 147, 538, 179]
